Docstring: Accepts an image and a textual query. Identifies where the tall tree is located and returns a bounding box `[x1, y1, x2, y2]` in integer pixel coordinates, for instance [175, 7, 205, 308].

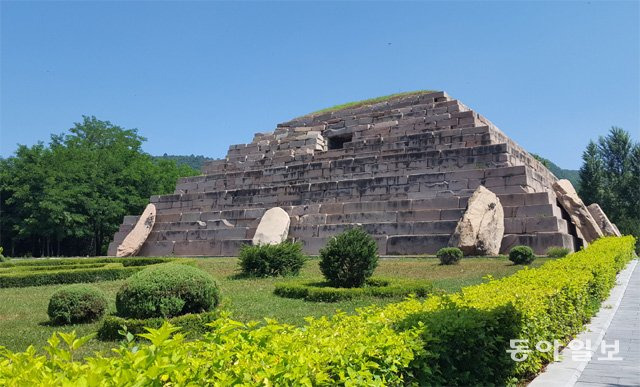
[578, 127, 640, 252]
[578, 141, 604, 206]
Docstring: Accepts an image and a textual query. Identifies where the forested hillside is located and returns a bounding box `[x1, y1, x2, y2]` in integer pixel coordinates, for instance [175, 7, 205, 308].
[532, 154, 580, 188]
[153, 154, 213, 171]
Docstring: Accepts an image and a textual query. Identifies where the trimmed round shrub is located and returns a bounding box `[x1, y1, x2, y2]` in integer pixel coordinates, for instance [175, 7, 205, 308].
[546, 246, 570, 258]
[238, 241, 306, 277]
[509, 245, 536, 265]
[116, 264, 219, 319]
[47, 284, 107, 325]
[319, 227, 378, 288]
[437, 247, 463, 265]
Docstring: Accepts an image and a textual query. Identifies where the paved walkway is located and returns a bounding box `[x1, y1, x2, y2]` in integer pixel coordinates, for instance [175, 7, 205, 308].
[575, 262, 640, 387]
[530, 259, 640, 387]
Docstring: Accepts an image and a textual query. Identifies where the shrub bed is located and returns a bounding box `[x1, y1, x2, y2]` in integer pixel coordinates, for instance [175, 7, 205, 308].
[274, 277, 433, 302]
[47, 284, 107, 325]
[97, 310, 220, 341]
[0, 258, 193, 288]
[0, 236, 634, 386]
[238, 241, 306, 277]
[116, 264, 219, 319]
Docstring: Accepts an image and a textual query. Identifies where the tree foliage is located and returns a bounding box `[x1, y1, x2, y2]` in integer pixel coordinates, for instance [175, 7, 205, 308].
[0, 116, 198, 257]
[578, 127, 640, 251]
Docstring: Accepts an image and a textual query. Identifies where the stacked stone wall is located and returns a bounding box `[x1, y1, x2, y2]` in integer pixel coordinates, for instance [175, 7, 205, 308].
[109, 91, 579, 257]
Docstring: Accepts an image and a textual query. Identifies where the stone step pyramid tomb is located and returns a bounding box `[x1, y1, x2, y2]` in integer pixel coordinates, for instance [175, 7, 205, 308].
[109, 91, 619, 257]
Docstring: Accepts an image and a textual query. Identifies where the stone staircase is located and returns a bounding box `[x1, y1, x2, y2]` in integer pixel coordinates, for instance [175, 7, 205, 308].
[108, 91, 581, 257]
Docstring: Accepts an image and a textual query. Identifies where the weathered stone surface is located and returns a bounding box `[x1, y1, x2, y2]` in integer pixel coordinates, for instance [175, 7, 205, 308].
[111, 91, 579, 257]
[611, 223, 621, 236]
[252, 207, 291, 245]
[116, 204, 156, 257]
[587, 203, 621, 237]
[449, 186, 504, 255]
[553, 179, 603, 243]
[387, 235, 450, 255]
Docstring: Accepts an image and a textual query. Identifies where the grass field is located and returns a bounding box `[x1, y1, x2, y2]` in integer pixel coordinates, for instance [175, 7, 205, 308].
[308, 90, 436, 115]
[0, 256, 549, 358]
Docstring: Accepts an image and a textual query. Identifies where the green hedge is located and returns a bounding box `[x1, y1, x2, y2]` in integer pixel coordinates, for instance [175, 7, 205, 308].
[0, 237, 635, 385]
[0, 258, 194, 288]
[97, 310, 220, 341]
[274, 277, 433, 302]
[395, 236, 636, 384]
[238, 241, 307, 277]
[0, 263, 107, 273]
[0, 257, 177, 268]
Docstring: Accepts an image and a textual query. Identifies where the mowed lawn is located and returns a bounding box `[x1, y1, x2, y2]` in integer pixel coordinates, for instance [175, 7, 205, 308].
[0, 256, 549, 358]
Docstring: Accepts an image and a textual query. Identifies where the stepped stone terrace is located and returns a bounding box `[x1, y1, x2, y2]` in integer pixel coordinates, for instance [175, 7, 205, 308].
[109, 91, 583, 257]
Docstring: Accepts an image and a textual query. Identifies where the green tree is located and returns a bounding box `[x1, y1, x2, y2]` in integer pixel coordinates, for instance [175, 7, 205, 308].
[0, 116, 198, 257]
[578, 127, 640, 252]
[578, 141, 604, 206]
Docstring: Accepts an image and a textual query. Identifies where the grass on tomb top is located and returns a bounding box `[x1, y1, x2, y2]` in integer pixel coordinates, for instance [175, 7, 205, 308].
[308, 89, 438, 116]
[0, 255, 549, 358]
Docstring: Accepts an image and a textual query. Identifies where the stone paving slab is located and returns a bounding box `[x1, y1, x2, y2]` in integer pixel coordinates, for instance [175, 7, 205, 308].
[529, 259, 639, 387]
[575, 257, 640, 387]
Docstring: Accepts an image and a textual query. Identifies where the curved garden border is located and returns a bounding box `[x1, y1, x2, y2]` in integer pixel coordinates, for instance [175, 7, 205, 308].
[274, 277, 433, 302]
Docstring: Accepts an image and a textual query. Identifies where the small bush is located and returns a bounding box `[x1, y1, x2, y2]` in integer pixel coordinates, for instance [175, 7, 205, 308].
[116, 264, 219, 319]
[238, 241, 306, 277]
[509, 245, 536, 265]
[319, 227, 379, 288]
[546, 246, 570, 258]
[47, 284, 107, 325]
[437, 247, 463, 265]
[0, 247, 5, 262]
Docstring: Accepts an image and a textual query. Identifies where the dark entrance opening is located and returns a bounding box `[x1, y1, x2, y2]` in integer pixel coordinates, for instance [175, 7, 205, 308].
[328, 133, 353, 150]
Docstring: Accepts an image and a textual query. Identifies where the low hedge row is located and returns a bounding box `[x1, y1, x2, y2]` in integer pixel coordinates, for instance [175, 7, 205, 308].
[274, 277, 433, 302]
[0, 257, 175, 269]
[0, 263, 107, 273]
[0, 237, 635, 385]
[0, 258, 194, 288]
[97, 310, 220, 341]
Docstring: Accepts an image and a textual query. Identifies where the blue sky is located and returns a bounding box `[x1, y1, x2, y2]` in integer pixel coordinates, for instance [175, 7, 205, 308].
[1, 1, 638, 169]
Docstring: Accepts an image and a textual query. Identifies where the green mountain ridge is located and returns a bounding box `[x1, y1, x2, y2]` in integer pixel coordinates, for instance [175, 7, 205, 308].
[154, 154, 214, 171]
[154, 153, 580, 188]
[531, 154, 581, 189]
